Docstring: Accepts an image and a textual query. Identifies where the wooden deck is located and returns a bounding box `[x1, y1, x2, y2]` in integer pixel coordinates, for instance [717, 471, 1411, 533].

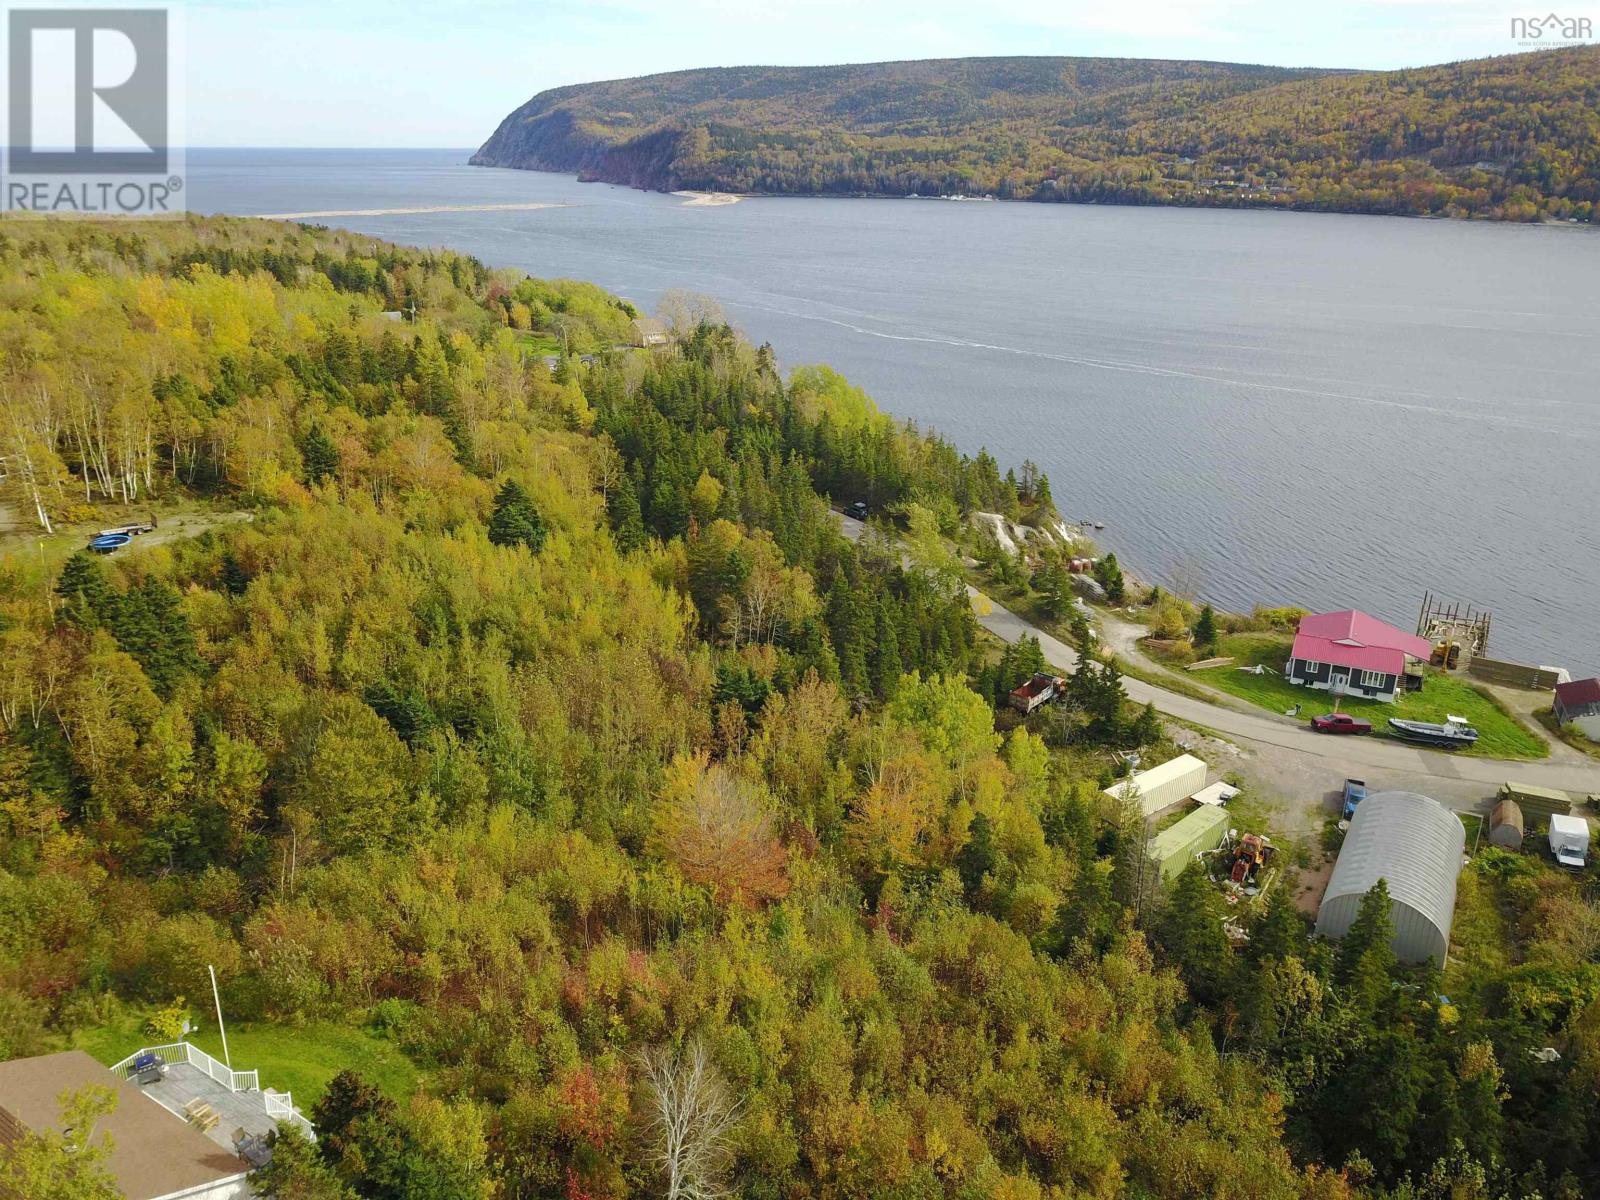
[134, 1061, 305, 1150]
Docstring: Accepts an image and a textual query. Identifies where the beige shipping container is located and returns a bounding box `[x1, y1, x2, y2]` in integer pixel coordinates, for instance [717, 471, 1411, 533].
[1104, 754, 1209, 819]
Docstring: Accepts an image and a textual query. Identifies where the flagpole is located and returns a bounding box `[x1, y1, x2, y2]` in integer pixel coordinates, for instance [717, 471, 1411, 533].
[209, 965, 232, 1072]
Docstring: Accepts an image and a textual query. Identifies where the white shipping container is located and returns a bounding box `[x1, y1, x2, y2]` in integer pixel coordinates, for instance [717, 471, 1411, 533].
[1103, 754, 1208, 819]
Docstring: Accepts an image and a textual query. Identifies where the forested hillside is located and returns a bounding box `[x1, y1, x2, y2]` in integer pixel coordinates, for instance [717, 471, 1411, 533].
[472, 49, 1600, 221]
[2, 218, 1599, 1200]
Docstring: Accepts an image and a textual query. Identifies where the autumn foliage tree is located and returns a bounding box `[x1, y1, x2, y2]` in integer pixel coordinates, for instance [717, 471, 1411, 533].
[655, 753, 788, 906]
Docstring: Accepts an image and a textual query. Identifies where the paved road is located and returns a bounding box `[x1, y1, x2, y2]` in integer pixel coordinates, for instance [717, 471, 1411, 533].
[838, 513, 1600, 799]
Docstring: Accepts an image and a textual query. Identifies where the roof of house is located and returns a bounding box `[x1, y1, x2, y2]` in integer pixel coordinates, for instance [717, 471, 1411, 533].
[1291, 609, 1432, 674]
[1011, 672, 1059, 700]
[0, 1051, 249, 1200]
[1554, 677, 1600, 708]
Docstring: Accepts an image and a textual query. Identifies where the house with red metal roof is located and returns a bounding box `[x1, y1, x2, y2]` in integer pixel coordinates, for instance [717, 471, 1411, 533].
[1284, 610, 1433, 704]
[1009, 672, 1066, 715]
[1552, 677, 1600, 739]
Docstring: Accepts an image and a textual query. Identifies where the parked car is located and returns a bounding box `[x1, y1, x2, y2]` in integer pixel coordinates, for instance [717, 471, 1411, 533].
[1342, 778, 1367, 820]
[1312, 712, 1372, 735]
[845, 500, 869, 520]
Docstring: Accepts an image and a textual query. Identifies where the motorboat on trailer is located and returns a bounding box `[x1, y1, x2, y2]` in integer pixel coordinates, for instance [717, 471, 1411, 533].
[1388, 714, 1479, 748]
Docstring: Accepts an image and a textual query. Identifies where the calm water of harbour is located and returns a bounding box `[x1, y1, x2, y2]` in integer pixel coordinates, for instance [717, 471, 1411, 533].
[189, 149, 1600, 675]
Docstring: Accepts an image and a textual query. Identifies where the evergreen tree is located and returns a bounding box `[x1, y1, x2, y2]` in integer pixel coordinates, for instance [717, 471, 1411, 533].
[301, 424, 340, 485]
[826, 572, 869, 696]
[1033, 562, 1069, 620]
[1093, 553, 1125, 604]
[220, 550, 251, 597]
[1246, 882, 1306, 964]
[1067, 606, 1093, 654]
[1068, 658, 1126, 743]
[956, 811, 996, 900]
[251, 1127, 354, 1200]
[1131, 701, 1161, 746]
[607, 473, 647, 553]
[1193, 603, 1218, 650]
[55, 552, 117, 630]
[115, 578, 201, 699]
[487, 479, 546, 551]
[1334, 879, 1396, 987]
[872, 605, 902, 701]
[1156, 861, 1233, 1003]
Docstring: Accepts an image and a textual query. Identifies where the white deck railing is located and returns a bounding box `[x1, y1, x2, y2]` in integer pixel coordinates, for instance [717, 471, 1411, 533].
[110, 1041, 259, 1092]
[264, 1089, 317, 1139]
[110, 1041, 316, 1140]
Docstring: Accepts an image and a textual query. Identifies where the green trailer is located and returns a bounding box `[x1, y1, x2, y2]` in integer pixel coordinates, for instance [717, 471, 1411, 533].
[1148, 805, 1231, 883]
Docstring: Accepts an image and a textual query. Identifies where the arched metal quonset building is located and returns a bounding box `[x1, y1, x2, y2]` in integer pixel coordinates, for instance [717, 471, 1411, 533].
[1316, 790, 1465, 965]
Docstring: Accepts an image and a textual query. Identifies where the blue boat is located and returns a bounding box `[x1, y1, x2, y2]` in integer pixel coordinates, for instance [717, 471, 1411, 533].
[88, 533, 131, 553]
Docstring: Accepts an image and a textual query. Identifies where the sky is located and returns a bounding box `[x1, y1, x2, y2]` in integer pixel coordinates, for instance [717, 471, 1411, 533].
[181, 0, 1592, 146]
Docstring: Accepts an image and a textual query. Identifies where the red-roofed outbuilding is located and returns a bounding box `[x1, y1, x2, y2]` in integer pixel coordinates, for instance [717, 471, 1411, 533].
[1286, 609, 1432, 703]
[1553, 677, 1600, 738]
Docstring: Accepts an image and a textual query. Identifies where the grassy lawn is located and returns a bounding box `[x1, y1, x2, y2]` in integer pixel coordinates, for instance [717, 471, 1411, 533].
[1444, 865, 1513, 1004]
[513, 330, 564, 355]
[0, 495, 245, 586]
[72, 1011, 421, 1108]
[1535, 708, 1600, 761]
[1179, 634, 1547, 760]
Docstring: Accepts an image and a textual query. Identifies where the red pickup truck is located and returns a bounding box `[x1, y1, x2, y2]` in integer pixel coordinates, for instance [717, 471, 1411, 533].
[1311, 713, 1372, 735]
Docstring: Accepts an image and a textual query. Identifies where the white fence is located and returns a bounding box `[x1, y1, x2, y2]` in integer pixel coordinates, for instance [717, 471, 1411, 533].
[110, 1041, 317, 1140]
[265, 1089, 317, 1140]
[111, 1041, 260, 1092]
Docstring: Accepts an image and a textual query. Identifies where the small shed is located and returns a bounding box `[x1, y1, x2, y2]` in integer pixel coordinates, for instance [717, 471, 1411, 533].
[1104, 754, 1209, 819]
[1316, 790, 1464, 965]
[1148, 805, 1231, 882]
[1487, 799, 1524, 849]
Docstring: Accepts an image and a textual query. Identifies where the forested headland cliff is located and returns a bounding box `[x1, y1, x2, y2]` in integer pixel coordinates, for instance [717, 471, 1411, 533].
[472, 49, 1600, 221]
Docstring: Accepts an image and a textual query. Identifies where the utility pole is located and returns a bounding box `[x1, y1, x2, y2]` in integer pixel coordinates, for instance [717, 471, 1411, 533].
[209, 965, 232, 1072]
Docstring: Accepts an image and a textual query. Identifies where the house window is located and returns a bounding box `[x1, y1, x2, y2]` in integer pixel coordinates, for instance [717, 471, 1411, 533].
[1358, 670, 1387, 689]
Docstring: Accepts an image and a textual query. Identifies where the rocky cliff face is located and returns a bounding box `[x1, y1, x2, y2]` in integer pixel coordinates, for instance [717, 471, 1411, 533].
[470, 105, 687, 189]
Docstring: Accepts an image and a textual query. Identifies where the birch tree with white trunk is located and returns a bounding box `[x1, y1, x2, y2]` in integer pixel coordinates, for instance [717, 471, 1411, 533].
[638, 1038, 741, 1200]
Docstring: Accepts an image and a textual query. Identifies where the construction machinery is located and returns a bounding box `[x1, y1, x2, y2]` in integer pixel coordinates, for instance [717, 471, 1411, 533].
[1228, 832, 1273, 886]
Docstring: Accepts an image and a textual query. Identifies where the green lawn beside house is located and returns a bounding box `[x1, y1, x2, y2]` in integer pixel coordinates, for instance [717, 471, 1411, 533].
[512, 330, 564, 356]
[1177, 634, 1547, 760]
[73, 1011, 421, 1108]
